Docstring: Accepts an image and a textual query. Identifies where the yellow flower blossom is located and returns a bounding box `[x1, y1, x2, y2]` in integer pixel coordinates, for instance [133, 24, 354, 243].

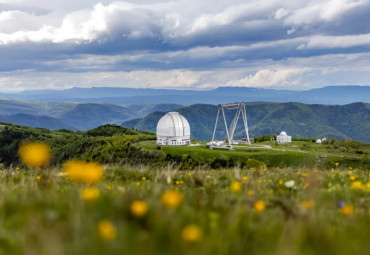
[351, 181, 363, 190]
[335, 162, 339, 166]
[64, 160, 103, 185]
[301, 200, 314, 210]
[106, 185, 112, 190]
[98, 220, 116, 241]
[242, 176, 248, 181]
[136, 182, 141, 186]
[59, 172, 65, 177]
[81, 188, 100, 201]
[350, 176, 356, 181]
[302, 173, 308, 177]
[341, 205, 354, 216]
[365, 182, 370, 190]
[18, 142, 51, 168]
[176, 181, 180, 185]
[16, 167, 19, 171]
[278, 180, 283, 185]
[304, 183, 310, 188]
[188, 173, 192, 177]
[348, 170, 353, 175]
[247, 190, 254, 196]
[253, 200, 266, 213]
[130, 200, 148, 218]
[161, 190, 183, 208]
[142, 176, 147, 181]
[36, 175, 41, 180]
[330, 169, 335, 173]
[182, 225, 203, 243]
[180, 181, 184, 184]
[230, 181, 242, 193]
[348, 167, 353, 170]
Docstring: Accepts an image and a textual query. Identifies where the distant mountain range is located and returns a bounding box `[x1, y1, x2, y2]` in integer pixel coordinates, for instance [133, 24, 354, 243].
[0, 98, 182, 130]
[1, 85, 369, 105]
[123, 102, 370, 143]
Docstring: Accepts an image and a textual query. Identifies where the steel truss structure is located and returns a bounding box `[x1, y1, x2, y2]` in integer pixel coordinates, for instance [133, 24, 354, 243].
[210, 102, 251, 150]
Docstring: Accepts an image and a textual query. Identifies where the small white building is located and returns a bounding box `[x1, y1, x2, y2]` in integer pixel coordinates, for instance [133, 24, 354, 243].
[277, 131, 292, 144]
[156, 112, 191, 146]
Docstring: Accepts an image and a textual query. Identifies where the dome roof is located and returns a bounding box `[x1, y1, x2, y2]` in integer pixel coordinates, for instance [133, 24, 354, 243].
[280, 131, 287, 136]
[156, 112, 190, 137]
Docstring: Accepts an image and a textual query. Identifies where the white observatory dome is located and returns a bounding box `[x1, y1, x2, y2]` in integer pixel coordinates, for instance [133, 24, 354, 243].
[156, 112, 191, 146]
[280, 131, 287, 136]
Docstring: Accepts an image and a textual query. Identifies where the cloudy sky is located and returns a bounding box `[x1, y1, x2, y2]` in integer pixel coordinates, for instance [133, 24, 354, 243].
[1, 0, 370, 92]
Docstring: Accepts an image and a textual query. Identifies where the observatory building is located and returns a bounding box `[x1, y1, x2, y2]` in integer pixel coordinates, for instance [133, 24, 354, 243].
[156, 112, 191, 146]
[277, 131, 292, 144]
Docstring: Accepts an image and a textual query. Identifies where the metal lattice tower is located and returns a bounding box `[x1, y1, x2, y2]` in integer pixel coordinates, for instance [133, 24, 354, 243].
[210, 102, 251, 150]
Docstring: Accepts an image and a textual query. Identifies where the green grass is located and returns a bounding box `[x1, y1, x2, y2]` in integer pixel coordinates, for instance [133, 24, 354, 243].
[0, 165, 368, 255]
[139, 141, 370, 170]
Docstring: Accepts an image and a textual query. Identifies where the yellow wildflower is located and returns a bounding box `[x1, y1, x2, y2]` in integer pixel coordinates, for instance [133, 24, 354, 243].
[176, 181, 180, 185]
[188, 173, 192, 177]
[304, 183, 310, 188]
[348, 167, 353, 170]
[350, 176, 356, 181]
[253, 200, 266, 213]
[98, 220, 116, 241]
[106, 185, 112, 190]
[230, 181, 242, 193]
[46, 179, 51, 184]
[136, 182, 141, 186]
[351, 181, 363, 190]
[301, 200, 314, 210]
[257, 179, 261, 184]
[16, 167, 19, 171]
[182, 225, 203, 243]
[341, 205, 354, 216]
[365, 182, 370, 190]
[180, 181, 184, 184]
[64, 160, 103, 185]
[335, 162, 339, 166]
[302, 173, 308, 177]
[18, 142, 51, 168]
[130, 200, 148, 218]
[330, 169, 335, 173]
[278, 180, 283, 185]
[59, 172, 65, 177]
[348, 170, 353, 175]
[36, 175, 41, 180]
[161, 190, 183, 209]
[142, 176, 147, 181]
[242, 176, 248, 181]
[247, 190, 254, 196]
[81, 188, 100, 202]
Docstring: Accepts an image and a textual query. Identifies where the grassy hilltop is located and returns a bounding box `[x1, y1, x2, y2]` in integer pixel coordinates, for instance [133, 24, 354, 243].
[0, 123, 369, 254]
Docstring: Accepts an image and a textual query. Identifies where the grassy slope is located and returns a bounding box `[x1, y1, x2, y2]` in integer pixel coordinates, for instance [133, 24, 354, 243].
[0, 166, 368, 254]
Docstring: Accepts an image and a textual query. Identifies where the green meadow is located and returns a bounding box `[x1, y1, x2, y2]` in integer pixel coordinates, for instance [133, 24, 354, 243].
[0, 123, 369, 254]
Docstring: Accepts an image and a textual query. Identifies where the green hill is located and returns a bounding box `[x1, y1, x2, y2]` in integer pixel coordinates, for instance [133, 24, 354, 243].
[123, 102, 370, 143]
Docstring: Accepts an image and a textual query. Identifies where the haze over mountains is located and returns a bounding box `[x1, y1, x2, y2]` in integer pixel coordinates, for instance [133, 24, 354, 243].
[123, 102, 370, 143]
[1, 86, 369, 105]
[0, 98, 182, 130]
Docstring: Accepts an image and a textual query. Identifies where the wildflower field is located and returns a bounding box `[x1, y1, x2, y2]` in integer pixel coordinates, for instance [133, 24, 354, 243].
[1, 124, 369, 254]
[1, 162, 369, 254]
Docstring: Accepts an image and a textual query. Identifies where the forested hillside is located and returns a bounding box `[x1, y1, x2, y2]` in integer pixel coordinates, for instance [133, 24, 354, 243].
[123, 102, 370, 143]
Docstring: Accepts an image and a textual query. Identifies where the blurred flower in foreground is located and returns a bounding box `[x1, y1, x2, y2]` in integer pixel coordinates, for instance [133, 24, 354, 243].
[64, 160, 103, 184]
[335, 162, 339, 166]
[351, 181, 363, 190]
[284, 180, 295, 188]
[182, 225, 203, 243]
[18, 142, 51, 168]
[81, 188, 100, 202]
[254, 200, 266, 213]
[98, 220, 116, 241]
[161, 190, 183, 209]
[337, 201, 345, 208]
[341, 205, 354, 216]
[130, 200, 148, 218]
[301, 200, 315, 210]
[230, 181, 242, 193]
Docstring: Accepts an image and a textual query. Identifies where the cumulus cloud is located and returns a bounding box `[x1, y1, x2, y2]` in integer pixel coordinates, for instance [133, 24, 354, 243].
[0, 0, 370, 91]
